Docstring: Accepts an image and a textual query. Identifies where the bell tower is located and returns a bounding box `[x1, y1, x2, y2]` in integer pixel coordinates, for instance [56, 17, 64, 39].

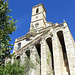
[30, 4, 47, 31]
[5, 3, 75, 75]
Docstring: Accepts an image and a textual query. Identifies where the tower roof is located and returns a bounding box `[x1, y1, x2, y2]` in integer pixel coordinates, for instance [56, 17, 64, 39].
[32, 4, 47, 13]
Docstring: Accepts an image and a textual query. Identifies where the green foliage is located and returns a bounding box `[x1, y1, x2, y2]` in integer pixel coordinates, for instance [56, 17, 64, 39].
[9, 52, 15, 59]
[0, 57, 35, 75]
[0, 0, 17, 62]
[0, 60, 24, 75]
[46, 53, 51, 65]
[24, 57, 35, 75]
[36, 57, 40, 64]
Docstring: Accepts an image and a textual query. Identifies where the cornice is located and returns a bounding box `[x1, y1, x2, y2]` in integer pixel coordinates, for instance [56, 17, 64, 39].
[32, 12, 42, 16]
[32, 4, 46, 13]
[14, 22, 65, 43]
[31, 12, 46, 21]
[14, 30, 50, 55]
[31, 18, 46, 27]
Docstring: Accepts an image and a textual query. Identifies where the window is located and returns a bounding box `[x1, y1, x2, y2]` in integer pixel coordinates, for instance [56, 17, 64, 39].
[18, 43, 21, 49]
[57, 31, 70, 74]
[26, 38, 29, 41]
[25, 50, 30, 59]
[16, 56, 20, 60]
[31, 24, 34, 28]
[46, 38, 54, 70]
[35, 23, 39, 28]
[36, 8, 39, 13]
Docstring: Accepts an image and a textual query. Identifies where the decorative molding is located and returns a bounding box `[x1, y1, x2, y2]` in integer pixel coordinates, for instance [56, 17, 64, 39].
[32, 12, 43, 16]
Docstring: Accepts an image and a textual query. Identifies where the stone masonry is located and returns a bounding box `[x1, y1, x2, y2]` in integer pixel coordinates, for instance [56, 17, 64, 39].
[5, 4, 75, 75]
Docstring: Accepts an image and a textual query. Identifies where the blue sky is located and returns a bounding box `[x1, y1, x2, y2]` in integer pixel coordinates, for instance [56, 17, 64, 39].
[9, 0, 75, 53]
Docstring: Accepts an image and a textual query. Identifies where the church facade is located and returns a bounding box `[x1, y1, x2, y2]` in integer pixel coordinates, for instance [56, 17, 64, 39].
[6, 4, 75, 75]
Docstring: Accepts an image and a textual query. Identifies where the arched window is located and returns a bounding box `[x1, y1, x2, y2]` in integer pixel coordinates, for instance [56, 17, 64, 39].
[46, 38, 54, 71]
[18, 43, 21, 49]
[35, 43, 41, 74]
[35, 23, 39, 28]
[16, 56, 20, 60]
[36, 8, 39, 13]
[25, 50, 30, 59]
[57, 31, 70, 74]
[31, 24, 34, 28]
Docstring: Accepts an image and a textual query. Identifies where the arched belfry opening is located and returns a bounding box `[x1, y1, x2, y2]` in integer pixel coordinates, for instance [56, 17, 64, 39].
[36, 8, 39, 13]
[46, 38, 54, 73]
[57, 31, 70, 74]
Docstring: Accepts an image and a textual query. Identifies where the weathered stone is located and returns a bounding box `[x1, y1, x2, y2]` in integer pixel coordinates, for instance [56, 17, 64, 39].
[5, 4, 75, 75]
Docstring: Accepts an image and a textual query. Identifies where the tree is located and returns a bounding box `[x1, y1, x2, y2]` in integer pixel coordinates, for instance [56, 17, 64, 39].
[0, 0, 17, 63]
[0, 59, 25, 75]
[0, 57, 35, 75]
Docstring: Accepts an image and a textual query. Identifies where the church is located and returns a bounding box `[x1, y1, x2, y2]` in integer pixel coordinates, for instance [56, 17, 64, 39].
[6, 4, 75, 75]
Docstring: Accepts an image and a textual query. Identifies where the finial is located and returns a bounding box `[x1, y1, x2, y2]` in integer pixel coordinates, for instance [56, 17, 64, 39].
[63, 19, 66, 22]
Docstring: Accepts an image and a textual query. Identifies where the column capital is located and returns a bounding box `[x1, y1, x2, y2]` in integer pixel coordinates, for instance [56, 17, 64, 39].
[40, 38, 46, 45]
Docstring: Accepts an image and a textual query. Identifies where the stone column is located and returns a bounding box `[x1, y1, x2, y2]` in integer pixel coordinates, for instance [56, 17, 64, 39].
[21, 50, 25, 65]
[63, 22, 75, 75]
[35, 46, 41, 75]
[30, 46, 39, 75]
[41, 39, 48, 75]
[46, 40, 53, 75]
[11, 57, 14, 64]
[52, 33, 62, 75]
[57, 33, 68, 75]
